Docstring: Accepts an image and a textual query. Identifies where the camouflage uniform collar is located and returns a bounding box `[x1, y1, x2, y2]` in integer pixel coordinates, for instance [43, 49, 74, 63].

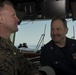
[0, 36, 11, 42]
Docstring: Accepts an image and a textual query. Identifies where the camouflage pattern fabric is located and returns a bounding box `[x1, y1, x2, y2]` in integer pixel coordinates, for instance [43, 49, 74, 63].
[0, 36, 39, 75]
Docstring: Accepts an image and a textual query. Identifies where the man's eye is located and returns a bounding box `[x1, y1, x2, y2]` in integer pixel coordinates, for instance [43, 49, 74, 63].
[57, 28, 61, 31]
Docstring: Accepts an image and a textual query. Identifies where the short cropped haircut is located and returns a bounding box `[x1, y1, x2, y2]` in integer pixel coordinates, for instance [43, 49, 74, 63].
[2, 1, 13, 7]
[0, 1, 13, 11]
[51, 17, 67, 28]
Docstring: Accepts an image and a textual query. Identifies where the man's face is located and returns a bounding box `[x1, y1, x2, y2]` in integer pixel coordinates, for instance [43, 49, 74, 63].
[51, 20, 68, 43]
[1, 5, 19, 33]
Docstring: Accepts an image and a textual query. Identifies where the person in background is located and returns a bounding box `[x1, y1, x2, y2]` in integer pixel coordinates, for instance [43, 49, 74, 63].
[0, 1, 40, 75]
[40, 17, 76, 75]
[22, 43, 28, 48]
[18, 43, 22, 48]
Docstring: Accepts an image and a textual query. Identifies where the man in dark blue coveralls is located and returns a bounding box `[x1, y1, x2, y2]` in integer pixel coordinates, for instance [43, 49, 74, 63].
[40, 17, 76, 75]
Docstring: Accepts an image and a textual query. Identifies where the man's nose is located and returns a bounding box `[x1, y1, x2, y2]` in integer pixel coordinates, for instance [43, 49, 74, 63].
[16, 16, 20, 22]
[53, 30, 57, 34]
[16, 16, 20, 25]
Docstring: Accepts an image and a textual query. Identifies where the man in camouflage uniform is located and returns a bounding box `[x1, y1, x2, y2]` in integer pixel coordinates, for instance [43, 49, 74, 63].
[0, 1, 40, 75]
